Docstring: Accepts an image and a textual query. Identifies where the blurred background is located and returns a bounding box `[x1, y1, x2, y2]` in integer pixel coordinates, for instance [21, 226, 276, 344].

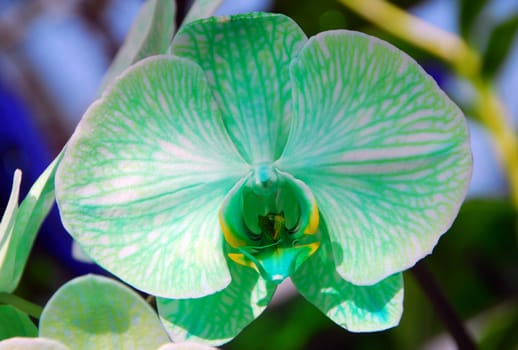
[0, 0, 517, 349]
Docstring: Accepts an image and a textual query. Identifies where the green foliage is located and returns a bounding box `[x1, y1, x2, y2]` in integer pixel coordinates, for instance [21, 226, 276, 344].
[182, 0, 224, 25]
[458, 0, 488, 39]
[482, 13, 518, 78]
[99, 0, 225, 93]
[0, 171, 21, 292]
[478, 301, 518, 350]
[0, 154, 62, 293]
[98, 0, 176, 92]
[273, 0, 349, 36]
[0, 305, 37, 340]
[430, 199, 517, 317]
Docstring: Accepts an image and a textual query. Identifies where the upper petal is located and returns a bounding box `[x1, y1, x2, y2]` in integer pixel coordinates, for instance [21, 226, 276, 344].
[278, 31, 472, 285]
[171, 12, 307, 164]
[56, 56, 248, 298]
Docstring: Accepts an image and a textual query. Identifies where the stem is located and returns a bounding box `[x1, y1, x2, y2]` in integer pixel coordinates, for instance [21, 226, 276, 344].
[338, 0, 518, 209]
[411, 263, 478, 350]
[471, 79, 518, 207]
[337, 0, 479, 77]
[0, 292, 43, 319]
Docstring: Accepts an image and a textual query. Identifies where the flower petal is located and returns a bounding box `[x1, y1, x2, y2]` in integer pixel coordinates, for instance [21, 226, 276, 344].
[157, 259, 276, 346]
[0, 337, 69, 350]
[99, 0, 176, 92]
[278, 31, 472, 285]
[56, 56, 248, 298]
[157, 342, 219, 350]
[171, 13, 307, 164]
[291, 225, 403, 332]
[39, 274, 169, 350]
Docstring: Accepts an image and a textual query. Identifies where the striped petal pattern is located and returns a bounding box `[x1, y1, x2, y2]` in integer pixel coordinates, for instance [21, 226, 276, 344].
[56, 56, 248, 298]
[291, 224, 403, 331]
[157, 258, 276, 346]
[278, 31, 472, 285]
[171, 13, 307, 164]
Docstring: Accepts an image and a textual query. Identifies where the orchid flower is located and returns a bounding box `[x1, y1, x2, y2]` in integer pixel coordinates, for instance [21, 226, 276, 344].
[54, 12, 472, 345]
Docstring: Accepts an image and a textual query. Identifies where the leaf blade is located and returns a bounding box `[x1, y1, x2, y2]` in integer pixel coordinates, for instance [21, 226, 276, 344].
[0, 305, 38, 340]
[99, 0, 176, 92]
[482, 14, 518, 78]
[182, 0, 224, 25]
[1, 152, 62, 292]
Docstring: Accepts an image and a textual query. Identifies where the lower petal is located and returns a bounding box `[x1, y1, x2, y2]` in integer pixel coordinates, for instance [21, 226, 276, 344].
[157, 259, 276, 346]
[291, 225, 403, 332]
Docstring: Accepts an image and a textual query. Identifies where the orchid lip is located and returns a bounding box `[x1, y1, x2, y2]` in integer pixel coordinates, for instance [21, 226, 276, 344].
[220, 165, 321, 280]
[228, 241, 320, 284]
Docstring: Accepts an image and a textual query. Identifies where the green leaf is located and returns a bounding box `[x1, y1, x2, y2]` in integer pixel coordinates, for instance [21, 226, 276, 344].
[171, 13, 307, 164]
[0, 293, 42, 319]
[99, 0, 176, 92]
[482, 14, 518, 78]
[1, 153, 62, 292]
[458, 0, 488, 39]
[55, 56, 248, 298]
[157, 259, 276, 346]
[0, 170, 21, 291]
[182, 0, 224, 25]
[39, 274, 169, 350]
[0, 337, 69, 350]
[291, 224, 403, 332]
[425, 199, 518, 321]
[278, 30, 472, 286]
[479, 301, 518, 350]
[0, 305, 37, 340]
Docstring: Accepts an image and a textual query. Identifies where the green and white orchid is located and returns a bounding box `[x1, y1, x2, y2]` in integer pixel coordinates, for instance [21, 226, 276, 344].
[54, 12, 471, 345]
